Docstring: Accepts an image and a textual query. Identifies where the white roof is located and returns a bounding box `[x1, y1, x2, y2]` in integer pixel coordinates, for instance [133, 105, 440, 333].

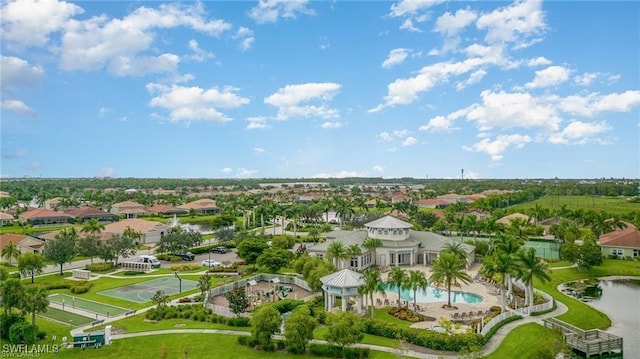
[365, 215, 412, 229]
[320, 269, 364, 288]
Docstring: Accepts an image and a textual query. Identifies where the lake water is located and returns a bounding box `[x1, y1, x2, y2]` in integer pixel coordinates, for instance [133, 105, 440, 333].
[584, 279, 640, 357]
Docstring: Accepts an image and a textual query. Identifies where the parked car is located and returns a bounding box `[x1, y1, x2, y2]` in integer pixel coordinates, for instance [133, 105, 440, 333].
[210, 246, 227, 254]
[202, 259, 221, 267]
[170, 252, 195, 261]
[137, 255, 161, 269]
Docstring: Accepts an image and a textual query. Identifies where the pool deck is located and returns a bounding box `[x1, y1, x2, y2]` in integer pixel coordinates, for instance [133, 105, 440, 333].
[373, 263, 502, 326]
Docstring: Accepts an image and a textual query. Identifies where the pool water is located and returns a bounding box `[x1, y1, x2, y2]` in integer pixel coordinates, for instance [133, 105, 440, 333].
[384, 284, 483, 304]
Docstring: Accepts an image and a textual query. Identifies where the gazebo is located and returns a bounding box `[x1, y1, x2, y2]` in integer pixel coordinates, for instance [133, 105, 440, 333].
[320, 269, 365, 313]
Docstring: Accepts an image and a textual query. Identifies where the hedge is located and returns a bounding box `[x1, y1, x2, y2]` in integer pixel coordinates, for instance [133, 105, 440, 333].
[531, 302, 556, 316]
[363, 320, 484, 352]
[482, 315, 523, 342]
[145, 304, 250, 327]
[86, 263, 114, 272]
[308, 343, 370, 359]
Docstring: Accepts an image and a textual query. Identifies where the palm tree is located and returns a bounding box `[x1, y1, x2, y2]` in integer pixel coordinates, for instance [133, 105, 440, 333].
[319, 197, 333, 223]
[507, 217, 530, 243]
[334, 197, 354, 229]
[492, 233, 522, 295]
[1, 241, 20, 266]
[308, 227, 321, 244]
[362, 238, 382, 266]
[21, 285, 49, 326]
[406, 270, 428, 313]
[346, 244, 362, 269]
[429, 252, 471, 309]
[516, 248, 551, 308]
[481, 252, 517, 313]
[386, 266, 407, 310]
[82, 218, 105, 236]
[326, 241, 348, 269]
[442, 242, 467, 260]
[358, 267, 385, 319]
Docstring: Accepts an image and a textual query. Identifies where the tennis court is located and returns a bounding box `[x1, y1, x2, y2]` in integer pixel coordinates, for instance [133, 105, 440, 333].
[49, 294, 128, 317]
[523, 241, 561, 259]
[97, 277, 198, 303]
[39, 307, 95, 327]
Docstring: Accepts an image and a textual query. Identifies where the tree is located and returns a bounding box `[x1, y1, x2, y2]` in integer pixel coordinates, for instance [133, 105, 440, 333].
[560, 242, 580, 263]
[256, 247, 293, 273]
[197, 274, 211, 298]
[44, 228, 78, 275]
[21, 285, 49, 326]
[334, 197, 354, 229]
[346, 244, 362, 269]
[0, 278, 24, 315]
[81, 218, 105, 236]
[358, 267, 384, 320]
[430, 252, 471, 309]
[387, 266, 407, 310]
[156, 227, 202, 254]
[1, 241, 20, 266]
[225, 284, 249, 317]
[151, 290, 168, 309]
[406, 270, 428, 313]
[442, 242, 467, 260]
[414, 211, 438, 230]
[516, 248, 551, 308]
[324, 311, 365, 350]
[293, 254, 335, 292]
[284, 305, 318, 351]
[362, 238, 382, 266]
[307, 227, 321, 244]
[77, 235, 100, 264]
[577, 238, 603, 270]
[107, 234, 137, 267]
[251, 305, 281, 347]
[549, 219, 580, 243]
[326, 241, 348, 269]
[481, 252, 515, 313]
[17, 253, 45, 284]
[237, 238, 269, 266]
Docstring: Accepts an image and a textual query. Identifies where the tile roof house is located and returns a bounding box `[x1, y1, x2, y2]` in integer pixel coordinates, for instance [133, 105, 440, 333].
[65, 207, 118, 222]
[110, 201, 146, 218]
[415, 198, 449, 208]
[43, 197, 62, 210]
[309, 215, 474, 271]
[0, 233, 46, 260]
[599, 223, 640, 259]
[496, 213, 532, 226]
[102, 218, 171, 244]
[177, 198, 220, 214]
[18, 208, 72, 225]
[391, 192, 412, 204]
[146, 204, 188, 216]
[0, 212, 14, 226]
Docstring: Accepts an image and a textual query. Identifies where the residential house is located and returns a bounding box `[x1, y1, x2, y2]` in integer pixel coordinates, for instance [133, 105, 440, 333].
[18, 208, 72, 225]
[415, 198, 449, 209]
[460, 209, 491, 221]
[110, 201, 146, 218]
[308, 215, 474, 271]
[65, 207, 119, 222]
[391, 191, 412, 204]
[102, 218, 171, 244]
[599, 223, 640, 259]
[496, 213, 532, 226]
[0, 212, 14, 226]
[177, 198, 220, 214]
[0, 234, 46, 261]
[43, 197, 62, 210]
[146, 204, 188, 216]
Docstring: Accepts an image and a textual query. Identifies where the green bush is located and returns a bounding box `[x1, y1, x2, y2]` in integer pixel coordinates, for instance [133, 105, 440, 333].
[0, 313, 24, 339]
[308, 343, 370, 359]
[123, 270, 146, 276]
[262, 342, 276, 352]
[482, 315, 522, 342]
[206, 266, 237, 273]
[86, 263, 114, 272]
[44, 283, 71, 290]
[226, 317, 250, 327]
[271, 299, 304, 314]
[170, 263, 201, 271]
[70, 282, 93, 294]
[36, 330, 46, 340]
[9, 322, 37, 345]
[387, 307, 427, 322]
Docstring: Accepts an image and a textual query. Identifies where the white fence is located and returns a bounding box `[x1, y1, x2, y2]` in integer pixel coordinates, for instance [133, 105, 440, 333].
[480, 288, 554, 336]
[209, 304, 249, 318]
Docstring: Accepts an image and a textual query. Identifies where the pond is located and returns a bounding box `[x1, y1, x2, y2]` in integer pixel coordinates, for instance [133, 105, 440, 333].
[583, 278, 640, 357]
[383, 284, 484, 304]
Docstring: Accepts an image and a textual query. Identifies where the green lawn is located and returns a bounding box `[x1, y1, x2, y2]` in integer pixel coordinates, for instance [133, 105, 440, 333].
[508, 195, 637, 216]
[313, 326, 398, 348]
[547, 261, 574, 268]
[89, 312, 251, 333]
[39, 307, 95, 327]
[488, 323, 562, 359]
[534, 259, 640, 329]
[40, 333, 398, 359]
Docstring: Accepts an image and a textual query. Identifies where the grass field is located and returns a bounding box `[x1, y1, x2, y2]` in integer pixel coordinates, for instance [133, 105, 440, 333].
[49, 294, 129, 317]
[39, 307, 95, 327]
[487, 323, 562, 359]
[509, 195, 638, 216]
[89, 313, 252, 333]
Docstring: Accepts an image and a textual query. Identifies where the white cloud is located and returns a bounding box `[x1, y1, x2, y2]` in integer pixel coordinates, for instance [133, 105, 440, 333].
[377, 132, 393, 141]
[254, 147, 266, 155]
[573, 72, 598, 86]
[419, 107, 469, 132]
[246, 116, 269, 130]
[393, 129, 409, 138]
[321, 121, 343, 129]
[318, 36, 330, 50]
[464, 134, 532, 161]
[401, 136, 417, 146]
[556, 90, 640, 117]
[1, 0, 83, 48]
[456, 69, 487, 90]
[389, 0, 444, 17]
[60, 3, 232, 76]
[264, 82, 341, 120]
[382, 48, 410, 68]
[1, 100, 36, 116]
[187, 39, 215, 62]
[98, 107, 112, 118]
[434, 8, 477, 37]
[548, 121, 611, 145]
[373, 165, 384, 174]
[1, 148, 28, 160]
[476, 0, 547, 48]
[527, 56, 552, 67]
[311, 170, 366, 178]
[464, 170, 480, 179]
[98, 167, 114, 177]
[146, 83, 250, 124]
[235, 27, 255, 50]
[248, 0, 314, 24]
[526, 65, 570, 89]
[1, 56, 45, 93]
[221, 167, 233, 174]
[236, 168, 258, 178]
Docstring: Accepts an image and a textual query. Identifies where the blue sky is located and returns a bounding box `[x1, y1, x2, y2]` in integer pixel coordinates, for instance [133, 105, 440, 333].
[1, 0, 639, 179]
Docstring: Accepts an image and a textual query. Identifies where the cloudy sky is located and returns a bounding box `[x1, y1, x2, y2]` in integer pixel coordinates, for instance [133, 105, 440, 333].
[1, 0, 638, 179]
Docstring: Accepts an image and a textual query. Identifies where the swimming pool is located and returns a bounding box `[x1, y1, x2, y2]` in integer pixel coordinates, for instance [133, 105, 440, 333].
[383, 284, 484, 304]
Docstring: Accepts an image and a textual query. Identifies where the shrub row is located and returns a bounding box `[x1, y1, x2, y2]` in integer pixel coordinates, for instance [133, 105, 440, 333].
[531, 302, 556, 316]
[86, 262, 114, 272]
[145, 304, 250, 327]
[206, 267, 237, 273]
[363, 320, 484, 352]
[482, 315, 522, 342]
[70, 281, 93, 294]
[308, 344, 370, 359]
[170, 263, 201, 272]
[387, 307, 427, 322]
[270, 299, 304, 314]
[122, 271, 146, 276]
[156, 254, 182, 262]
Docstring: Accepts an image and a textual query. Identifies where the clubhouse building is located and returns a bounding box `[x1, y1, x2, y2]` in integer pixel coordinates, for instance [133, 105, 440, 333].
[309, 215, 475, 270]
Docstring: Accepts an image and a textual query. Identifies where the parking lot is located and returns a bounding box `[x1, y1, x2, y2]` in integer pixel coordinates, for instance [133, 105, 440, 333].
[158, 248, 239, 269]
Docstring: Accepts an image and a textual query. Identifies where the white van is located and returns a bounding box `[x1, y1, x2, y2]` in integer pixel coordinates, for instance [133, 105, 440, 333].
[138, 255, 161, 268]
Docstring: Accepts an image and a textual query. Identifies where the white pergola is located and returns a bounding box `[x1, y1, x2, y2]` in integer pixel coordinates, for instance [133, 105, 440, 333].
[320, 269, 365, 313]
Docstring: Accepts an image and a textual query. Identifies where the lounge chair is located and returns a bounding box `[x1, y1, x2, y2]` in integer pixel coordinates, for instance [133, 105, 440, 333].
[468, 311, 475, 318]
[477, 310, 484, 317]
[452, 312, 459, 320]
[460, 312, 467, 319]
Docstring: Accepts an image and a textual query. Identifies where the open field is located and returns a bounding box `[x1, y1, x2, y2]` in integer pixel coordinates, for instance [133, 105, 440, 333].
[508, 195, 638, 216]
[487, 323, 561, 359]
[49, 294, 129, 316]
[39, 306, 95, 327]
[89, 313, 252, 333]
